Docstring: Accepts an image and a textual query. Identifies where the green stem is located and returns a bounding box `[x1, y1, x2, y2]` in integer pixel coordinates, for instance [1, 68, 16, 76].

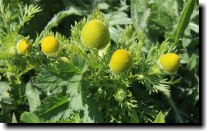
[163, 92, 183, 123]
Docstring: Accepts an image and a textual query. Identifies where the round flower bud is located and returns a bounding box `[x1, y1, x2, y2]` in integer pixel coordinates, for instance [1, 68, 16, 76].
[115, 89, 127, 103]
[159, 53, 180, 73]
[16, 39, 32, 55]
[41, 36, 59, 55]
[109, 49, 133, 74]
[81, 19, 110, 49]
[9, 46, 17, 56]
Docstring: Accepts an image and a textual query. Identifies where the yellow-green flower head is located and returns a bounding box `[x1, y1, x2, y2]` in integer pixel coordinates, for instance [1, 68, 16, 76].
[109, 49, 133, 74]
[159, 53, 180, 73]
[16, 39, 32, 55]
[115, 89, 127, 103]
[81, 19, 110, 49]
[41, 36, 59, 55]
[9, 46, 17, 56]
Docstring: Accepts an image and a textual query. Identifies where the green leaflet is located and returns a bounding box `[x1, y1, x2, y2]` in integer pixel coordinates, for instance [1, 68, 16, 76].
[131, 0, 178, 43]
[12, 113, 17, 123]
[0, 82, 10, 95]
[66, 64, 87, 111]
[129, 110, 139, 123]
[67, 81, 83, 111]
[131, 0, 148, 32]
[83, 96, 103, 123]
[25, 82, 41, 112]
[20, 112, 42, 123]
[131, 0, 150, 44]
[153, 111, 165, 123]
[0, 0, 41, 32]
[32, 63, 78, 93]
[67, 81, 104, 123]
[0, 82, 11, 108]
[18, 5, 42, 31]
[187, 54, 199, 71]
[66, 63, 103, 123]
[173, 0, 196, 44]
[34, 95, 70, 122]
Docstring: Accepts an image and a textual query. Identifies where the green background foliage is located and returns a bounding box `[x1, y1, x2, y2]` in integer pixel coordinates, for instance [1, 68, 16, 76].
[0, 0, 199, 123]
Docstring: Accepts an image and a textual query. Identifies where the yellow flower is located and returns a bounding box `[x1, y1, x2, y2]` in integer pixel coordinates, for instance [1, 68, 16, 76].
[159, 53, 180, 73]
[109, 49, 133, 74]
[41, 36, 59, 55]
[81, 19, 110, 49]
[16, 39, 32, 55]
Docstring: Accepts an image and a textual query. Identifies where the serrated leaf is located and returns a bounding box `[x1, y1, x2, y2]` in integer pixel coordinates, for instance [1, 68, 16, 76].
[109, 12, 131, 25]
[34, 95, 69, 122]
[67, 82, 81, 96]
[131, 0, 178, 42]
[131, 0, 149, 33]
[131, 0, 151, 44]
[20, 112, 42, 123]
[69, 92, 83, 111]
[0, 82, 11, 107]
[109, 26, 121, 42]
[33, 65, 77, 94]
[0, 82, 11, 94]
[67, 63, 88, 111]
[187, 54, 199, 71]
[83, 97, 103, 123]
[69, 75, 83, 82]
[97, 2, 109, 10]
[153, 111, 166, 123]
[26, 82, 40, 112]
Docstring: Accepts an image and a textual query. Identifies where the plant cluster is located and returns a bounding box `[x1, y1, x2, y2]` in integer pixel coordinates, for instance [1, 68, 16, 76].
[0, 0, 199, 123]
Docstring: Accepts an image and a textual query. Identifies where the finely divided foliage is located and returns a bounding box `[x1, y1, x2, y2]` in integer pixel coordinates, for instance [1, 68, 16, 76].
[0, 0, 199, 123]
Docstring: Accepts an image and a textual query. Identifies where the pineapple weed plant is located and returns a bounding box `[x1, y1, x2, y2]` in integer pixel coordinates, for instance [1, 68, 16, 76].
[0, 0, 199, 123]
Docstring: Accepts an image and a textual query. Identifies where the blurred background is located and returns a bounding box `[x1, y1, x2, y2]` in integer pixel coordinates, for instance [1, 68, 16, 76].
[6, 0, 131, 41]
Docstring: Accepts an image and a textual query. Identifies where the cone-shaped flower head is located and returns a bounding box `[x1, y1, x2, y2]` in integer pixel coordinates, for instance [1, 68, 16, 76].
[81, 19, 110, 49]
[159, 53, 180, 73]
[41, 36, 59, 55]
[109, 49, 133, 74]
[17, 39, 32, 55]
